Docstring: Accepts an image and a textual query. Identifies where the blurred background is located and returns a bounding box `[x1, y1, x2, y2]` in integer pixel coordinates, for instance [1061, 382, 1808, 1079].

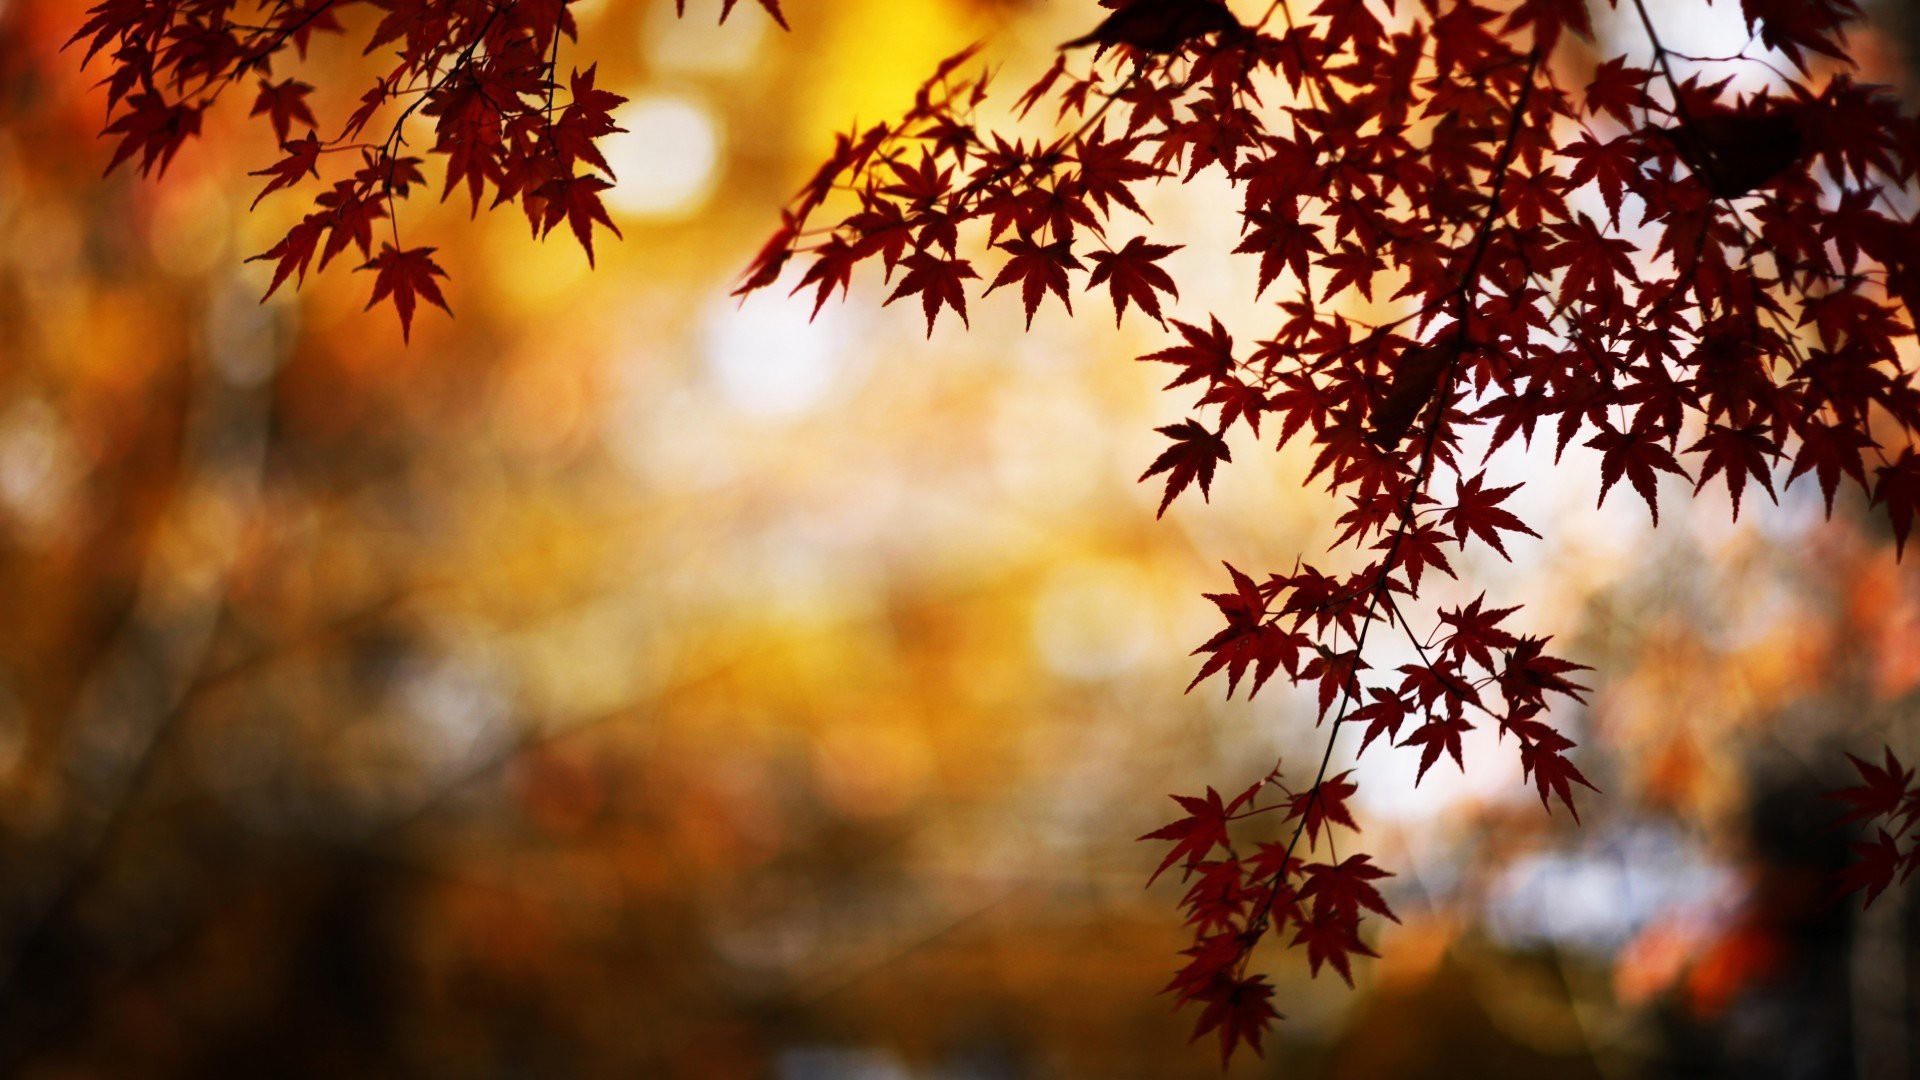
[1, 0, 1919, 1075]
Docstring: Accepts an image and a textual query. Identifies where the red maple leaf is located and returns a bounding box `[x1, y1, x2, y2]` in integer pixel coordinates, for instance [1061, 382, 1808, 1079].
[1402, 713, 1474, 783]
[1583, 58, 1655, 124]
[1687, 423, 1779, 520]
[1504, 0, 1595, 50]
[1140, 784, 1256, 884]
[1561, 132, 1640, 227]
[100, 93, 204, 178]
[1086, 236, 1181, 325]
[1289, 909, 1377, 986]
[1499, 636, 1592, 709]
[1439, 473, 1539, 558]
[790, 236, 858, 317]
[1298, 854, 1398, 925]
[1163, 931, 1247, 1003]
[359, 244, 452, 341]
[1350, 688, 1413, 756]
[250, 79, 317, 142]
[1188, 564, 1312, 697]
[1140, 419, 1231, 516]
[984, 235, 1081, 327]
[1142, 316, 1236, 389]
[249, 134, 323, 208]
[1828, 747, 1916, 828]
[1235, 205, 1324, 296]
[1286, 771, 1359, 851]
[1787, 419, 1873, 513]
[552, 66, 628, 173]
[1436, 594, 1521, 669]
[1294, 647, 1364, 718]
[1587, 425, 1690, 524]
[1873, 447, 1920, 556]
[1834, 828, 1907, 907]
[1186, 974, 1281, 1066]
[1518, 735, 1599, 821]
[532, 174, 623, 266]
[249, 214, 327, 298]
[884, 251, 978, 335]
[715, 0, 789, 30]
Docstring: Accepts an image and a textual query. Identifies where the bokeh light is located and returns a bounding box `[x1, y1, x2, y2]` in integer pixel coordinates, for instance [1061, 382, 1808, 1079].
[602, 93, 724, 218]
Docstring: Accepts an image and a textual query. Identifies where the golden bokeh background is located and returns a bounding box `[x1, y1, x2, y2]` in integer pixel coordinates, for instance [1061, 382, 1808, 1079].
[1, 0, 1919, 1075]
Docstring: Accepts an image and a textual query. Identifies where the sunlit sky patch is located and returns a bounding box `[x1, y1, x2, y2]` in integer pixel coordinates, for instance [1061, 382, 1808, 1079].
[702, 289, 859, 416]
[602, 93, 725, 219]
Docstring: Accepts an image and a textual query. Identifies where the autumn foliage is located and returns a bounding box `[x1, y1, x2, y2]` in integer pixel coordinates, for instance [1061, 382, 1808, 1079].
[738, 0, 1920, 1062]
[1829, 748, 1920, 907]
[71, 0, 779, 338]
[71, 0, 1920, 1065]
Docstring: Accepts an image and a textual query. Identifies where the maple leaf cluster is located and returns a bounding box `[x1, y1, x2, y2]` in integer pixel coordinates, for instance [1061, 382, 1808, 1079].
[1827, 747, 1920, 908]
[735, 0, 1920, 1060]
[72, 0, 779, 338]
[1138, 768, 1398, 1064]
